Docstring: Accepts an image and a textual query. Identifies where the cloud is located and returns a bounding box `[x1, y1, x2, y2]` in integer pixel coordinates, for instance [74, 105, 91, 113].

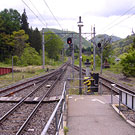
[83, 0, 135, 17]
[0, 0, 135, 38]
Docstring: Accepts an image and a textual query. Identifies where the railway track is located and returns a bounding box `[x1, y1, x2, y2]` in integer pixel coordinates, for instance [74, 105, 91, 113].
[0, 62, 68, 135]
[73, 65, 135, 95]
[0, 63, 66, 97]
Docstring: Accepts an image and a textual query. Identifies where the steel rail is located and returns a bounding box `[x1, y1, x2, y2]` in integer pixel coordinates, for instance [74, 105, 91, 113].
[41, 81, 67, 135]
[72, 65, 135, 94]
[3, 78, 47, 97]
[0, 69, 61, 123]
[3, 70, 61, 97]
[16, 64, 68, 135]
[0, 62, 68, 95]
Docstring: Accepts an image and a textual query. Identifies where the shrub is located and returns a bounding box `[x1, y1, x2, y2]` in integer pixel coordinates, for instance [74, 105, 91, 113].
[121, 50, 135, 77]
[20, 46, 41, 66]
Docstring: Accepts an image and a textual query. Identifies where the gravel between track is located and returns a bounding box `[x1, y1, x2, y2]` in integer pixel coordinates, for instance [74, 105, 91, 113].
[0, 65, 134, 134]
[23, 102, 57, 135]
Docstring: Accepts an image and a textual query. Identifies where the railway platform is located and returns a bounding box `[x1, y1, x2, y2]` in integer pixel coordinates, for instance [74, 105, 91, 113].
[67, 95, 135, 135]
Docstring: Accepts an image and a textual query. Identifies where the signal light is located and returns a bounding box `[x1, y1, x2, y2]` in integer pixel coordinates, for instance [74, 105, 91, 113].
[97, 42, 101, 48]
[67, 37, 72, 44]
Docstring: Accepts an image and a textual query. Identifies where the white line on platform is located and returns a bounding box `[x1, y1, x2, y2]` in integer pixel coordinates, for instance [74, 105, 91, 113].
[91, 98, 105, 104]
[74, 97, 84, 101]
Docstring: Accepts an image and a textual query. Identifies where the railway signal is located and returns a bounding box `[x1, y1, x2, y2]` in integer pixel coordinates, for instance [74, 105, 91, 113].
[67, 37, 73, 51]
[67, 37, 72, 44]
[97, 42, 101, 48]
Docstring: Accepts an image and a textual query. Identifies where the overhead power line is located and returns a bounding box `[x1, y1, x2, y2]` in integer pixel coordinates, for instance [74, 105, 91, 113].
[21, 0, 47, 27]
[100, 5, 135, 33]
[28, 0, 48, 27]
[43, 0, 63, 30]
[103, 12, 135, 33]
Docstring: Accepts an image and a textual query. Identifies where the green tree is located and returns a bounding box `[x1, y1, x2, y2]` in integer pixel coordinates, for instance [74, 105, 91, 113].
[21, 9, 29, 34]
[102, 44, 113, 62]
[20, 46, 41, 65]
[121, 50, 135, 77]
[0, 9, 21, 34]
[0, 33, 13, 61]
[10, 30, 28, 58]
[96, 43, 113, 64]
[121, 38, 135, 77]
[44, 31, 64, 60]
[30, 28, 42, 53]
[0, 16, 5, 32]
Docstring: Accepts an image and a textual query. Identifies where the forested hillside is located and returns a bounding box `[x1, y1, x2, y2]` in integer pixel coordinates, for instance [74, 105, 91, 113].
[0, 8, 63, 66]
[44, 28, 90, 48]
[112, 34, 135, 56]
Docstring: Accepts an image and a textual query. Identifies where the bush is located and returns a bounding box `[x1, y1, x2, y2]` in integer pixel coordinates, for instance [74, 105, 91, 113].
[121, 50, 135, 77]
[13, 56, 20, 66]
[20, 46, 42, 66]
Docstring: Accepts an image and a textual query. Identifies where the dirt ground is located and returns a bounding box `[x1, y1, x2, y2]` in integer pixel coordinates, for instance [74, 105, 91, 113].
[103, 71, 135, 91]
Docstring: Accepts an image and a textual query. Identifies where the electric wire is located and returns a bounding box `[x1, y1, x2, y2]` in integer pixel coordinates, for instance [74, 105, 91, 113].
[43, 0, 63, 30]
[21, 0, 47, 27]
[100, 5, 135, 33]
[28, 0, 48, 27]
[103, 12, 135, 33]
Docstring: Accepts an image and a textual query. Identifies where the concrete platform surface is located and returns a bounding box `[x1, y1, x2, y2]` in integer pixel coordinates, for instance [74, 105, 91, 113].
[67, 95, 135, 135]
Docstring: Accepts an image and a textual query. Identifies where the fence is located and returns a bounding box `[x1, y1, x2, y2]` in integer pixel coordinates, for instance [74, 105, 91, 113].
[41, 81, 67, 135]
[0, 67, 12, 75]
[111, 84, 135, 112]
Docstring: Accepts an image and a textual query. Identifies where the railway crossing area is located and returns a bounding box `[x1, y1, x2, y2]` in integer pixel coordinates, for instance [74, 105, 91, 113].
[67, 95, 135, 135]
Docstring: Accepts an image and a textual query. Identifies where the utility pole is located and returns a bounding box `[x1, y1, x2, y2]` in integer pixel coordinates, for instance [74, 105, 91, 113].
[72, 34, 74, 79]
[42, 28, 45, 69]
[100, 46, 103, 74]
[62, 48, 64, 63]
[12, 56, 14, 80]
[93, 25, 96, 71]
[78, 16, 83, 94]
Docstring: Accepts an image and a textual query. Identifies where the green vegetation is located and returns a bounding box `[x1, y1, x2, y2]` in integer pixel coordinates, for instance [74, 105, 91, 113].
[64, 126, 69, 135]
[0, 8, 64, 67]
[0, 8, 135, 78]
[68, 80, 86, 95]
[120, 38, 135, 77]
[0, 63, 63, 88]
[112, 35, 134, 56]
[0, 67, 45, 88]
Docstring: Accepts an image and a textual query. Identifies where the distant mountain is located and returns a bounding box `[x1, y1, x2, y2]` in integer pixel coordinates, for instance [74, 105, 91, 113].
[90, 34, 122, 44]
[43, 29, 126, 51]
[43, 28, 90, 48]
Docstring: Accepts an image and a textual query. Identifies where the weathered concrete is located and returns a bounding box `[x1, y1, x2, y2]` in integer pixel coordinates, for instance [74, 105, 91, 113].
[67, 95, 135, 135]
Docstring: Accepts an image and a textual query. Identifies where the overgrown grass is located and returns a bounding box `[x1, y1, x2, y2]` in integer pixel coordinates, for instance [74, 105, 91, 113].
[95, 64, 123, 74]
[68, 79, 86, 95]
[0, 62, 63, 88]
[0, 62, 11, 68]
[0, 68, 46, 88]
[105, 65, 122, 74]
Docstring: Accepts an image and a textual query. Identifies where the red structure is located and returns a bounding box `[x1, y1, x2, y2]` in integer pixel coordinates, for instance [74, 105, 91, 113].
[0, 67, 12, 75]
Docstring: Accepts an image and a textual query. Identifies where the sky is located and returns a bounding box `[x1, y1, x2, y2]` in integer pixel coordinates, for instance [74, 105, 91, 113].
[0, 0, 135, 39]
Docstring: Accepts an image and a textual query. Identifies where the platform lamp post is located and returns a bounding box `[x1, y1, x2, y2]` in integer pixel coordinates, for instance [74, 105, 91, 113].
[78, 16, 83, 94]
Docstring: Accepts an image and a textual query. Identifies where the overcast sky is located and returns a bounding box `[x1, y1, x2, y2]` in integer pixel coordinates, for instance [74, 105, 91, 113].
[0, 0, 135, 39]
